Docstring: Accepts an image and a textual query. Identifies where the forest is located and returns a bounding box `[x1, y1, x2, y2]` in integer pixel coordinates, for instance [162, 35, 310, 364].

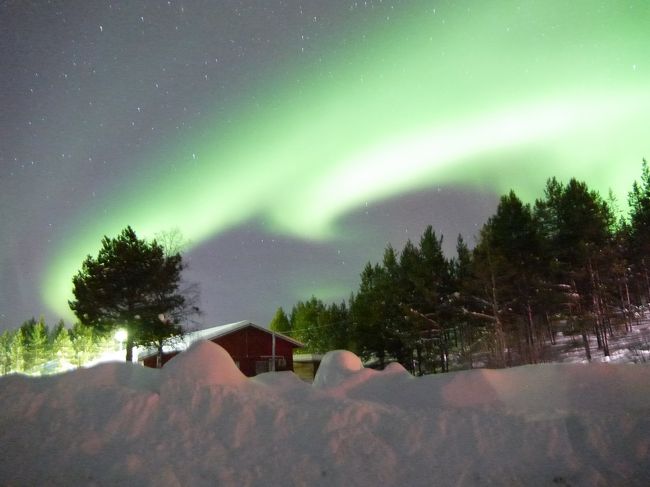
[3, 161, 650, 376]
[271, 160, 650, 374]
[0, 317, 120, 375]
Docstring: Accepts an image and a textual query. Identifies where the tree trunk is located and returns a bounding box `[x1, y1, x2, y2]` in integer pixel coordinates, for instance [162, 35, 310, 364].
[581, 328, 591, 361]
[526, 303, 537, 364]
[125, 337, 134, 363]
[488, 266, 506, 368]
[643, 259, 650, 303]
[156, 340, 163, 368]
[588, 259, 609, 356]
[440, 332, 449, 373]
[546, 312, 555, 345]
[624, 279, 633, 332]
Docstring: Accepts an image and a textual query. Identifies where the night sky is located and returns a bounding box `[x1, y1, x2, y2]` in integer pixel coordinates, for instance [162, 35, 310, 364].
[1, 0, 648, 332]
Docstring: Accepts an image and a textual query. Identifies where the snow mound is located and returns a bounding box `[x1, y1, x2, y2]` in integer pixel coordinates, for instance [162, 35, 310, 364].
[2, 354, 650, 486]
[313, 351, 413, 398]
[251, 370, 311, 401]
[252, 370, 308, 389]
[313, 350, 364, 388]
[70, 361, 160, 392]
[161, 340, 247, 387]
[11, 360, 161, 395]
[383, 361, 408, 374]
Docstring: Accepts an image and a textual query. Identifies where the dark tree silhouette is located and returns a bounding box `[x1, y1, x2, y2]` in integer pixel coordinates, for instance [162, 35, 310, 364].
[69, 226, 193, 361]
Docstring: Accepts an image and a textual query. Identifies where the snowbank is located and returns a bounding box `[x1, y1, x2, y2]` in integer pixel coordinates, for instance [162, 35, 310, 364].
[1, 341, 649, 486]
[162, 339, 248, 388]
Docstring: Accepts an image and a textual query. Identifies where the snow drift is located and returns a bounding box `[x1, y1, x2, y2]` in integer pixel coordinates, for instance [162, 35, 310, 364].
[1, 341, 649, 486]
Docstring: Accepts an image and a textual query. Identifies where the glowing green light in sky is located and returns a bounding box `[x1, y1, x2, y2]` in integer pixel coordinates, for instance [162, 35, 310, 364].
[44, 0, 650, 318]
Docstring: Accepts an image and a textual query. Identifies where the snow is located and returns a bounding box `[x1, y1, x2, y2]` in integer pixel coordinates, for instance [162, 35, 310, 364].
[312, 349, 365, 388]
[1, 341, 649, 486]
[162, 340, 247, 388]
[544, 319, 650, 365]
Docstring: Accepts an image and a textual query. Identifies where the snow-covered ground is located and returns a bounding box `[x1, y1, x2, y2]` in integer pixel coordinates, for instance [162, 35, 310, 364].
[0, 342, 650, 486]
[543, 318, 650, 365]
[1, 341, 649, 486]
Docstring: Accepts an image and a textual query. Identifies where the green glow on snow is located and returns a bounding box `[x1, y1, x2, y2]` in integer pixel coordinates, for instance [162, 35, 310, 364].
[44, 0, 650, 318]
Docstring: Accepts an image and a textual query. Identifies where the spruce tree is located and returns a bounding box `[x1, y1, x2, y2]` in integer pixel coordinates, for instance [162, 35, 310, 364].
[290, 297, 327, 352]
[379, 245, 412, 368]
[70, 322, 96, 366]
[28, 317, 50, 374]
[10, 329, 25, 373]
[51, 321, 75, 369]
[351, 263, 390, 367]
[321, 301, 351, 351]
[269, 307, 291, 334]
[0, 330, 13, 375]
[449, 235, 479, 368]
[451, 235, 472, 287]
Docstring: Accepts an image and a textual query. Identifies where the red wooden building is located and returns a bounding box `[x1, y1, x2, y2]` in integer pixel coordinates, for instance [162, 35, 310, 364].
[137, 320, 303, 377]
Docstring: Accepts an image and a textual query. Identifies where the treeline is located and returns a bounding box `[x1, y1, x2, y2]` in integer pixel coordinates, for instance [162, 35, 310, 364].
[271, 160, 650, 374]
[0, 317, 116, 375]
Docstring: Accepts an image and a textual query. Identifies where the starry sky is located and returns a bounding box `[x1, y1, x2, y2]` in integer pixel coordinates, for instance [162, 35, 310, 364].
[1, 0, 648, 332]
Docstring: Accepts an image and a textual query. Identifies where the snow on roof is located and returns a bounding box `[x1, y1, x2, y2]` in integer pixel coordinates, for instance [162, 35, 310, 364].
[137, 320, 303, 360]
[293, 353, 325, 362]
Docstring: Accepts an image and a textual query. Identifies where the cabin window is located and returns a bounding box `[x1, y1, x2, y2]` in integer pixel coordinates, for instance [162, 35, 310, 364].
[255, 360, 269, 374]
[256, 356, 287, 373]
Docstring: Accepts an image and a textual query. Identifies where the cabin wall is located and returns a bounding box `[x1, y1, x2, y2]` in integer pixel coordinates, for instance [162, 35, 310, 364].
[215, 327, 295, 376]
[141, 326, 298, 377]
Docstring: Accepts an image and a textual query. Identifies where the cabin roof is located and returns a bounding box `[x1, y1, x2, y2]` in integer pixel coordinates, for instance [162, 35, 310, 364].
[137, 320, 303, 360]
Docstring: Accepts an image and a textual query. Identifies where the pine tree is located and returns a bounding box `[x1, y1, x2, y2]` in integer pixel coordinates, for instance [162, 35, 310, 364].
[462, 191, 548, 366]
[69, 226, 191, 361]
[397, 228, 454, 373]
[468, 226, 509, 367]
[627, 159, 650, 303]
[536, 178, 615, 359]
[448, 234, 486, 368]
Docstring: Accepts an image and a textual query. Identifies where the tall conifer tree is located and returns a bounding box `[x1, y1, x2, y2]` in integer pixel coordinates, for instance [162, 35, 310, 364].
[69, 226, 191, 361]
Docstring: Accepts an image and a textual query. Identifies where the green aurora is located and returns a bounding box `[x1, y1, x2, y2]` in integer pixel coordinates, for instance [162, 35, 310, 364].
[43, 0, 649, 319]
